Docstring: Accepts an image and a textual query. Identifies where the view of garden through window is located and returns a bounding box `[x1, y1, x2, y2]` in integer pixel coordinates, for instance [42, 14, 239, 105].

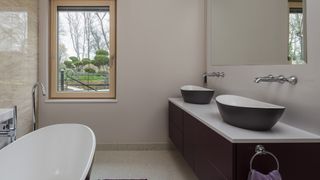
[288, 8, 304, 64]
[57, 6, 110, 92]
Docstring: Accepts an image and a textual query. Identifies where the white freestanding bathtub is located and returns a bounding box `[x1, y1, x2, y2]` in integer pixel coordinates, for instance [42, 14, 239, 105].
[0, 124, 96, 180]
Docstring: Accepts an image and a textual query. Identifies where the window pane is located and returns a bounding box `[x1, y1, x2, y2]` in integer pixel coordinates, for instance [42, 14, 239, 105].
[57, 6, 110, 92]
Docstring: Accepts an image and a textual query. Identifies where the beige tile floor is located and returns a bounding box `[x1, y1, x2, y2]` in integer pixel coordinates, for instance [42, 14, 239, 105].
[91, 150, 198, 180]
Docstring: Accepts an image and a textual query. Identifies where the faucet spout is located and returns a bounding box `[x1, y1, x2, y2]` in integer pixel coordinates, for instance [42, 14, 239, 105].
[32, 82, 46, 96]
[254, 77, 261, 83]
[32, 82, 46, 131]
[254, 75, 274, 83]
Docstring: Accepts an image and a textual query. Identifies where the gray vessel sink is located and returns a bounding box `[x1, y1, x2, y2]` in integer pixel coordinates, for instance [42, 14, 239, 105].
[181, 85, 214, 104]
[216, 95, 285, 131]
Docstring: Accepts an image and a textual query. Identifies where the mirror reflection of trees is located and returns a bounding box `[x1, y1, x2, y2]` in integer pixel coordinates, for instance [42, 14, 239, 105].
[288, 9, 305, 64]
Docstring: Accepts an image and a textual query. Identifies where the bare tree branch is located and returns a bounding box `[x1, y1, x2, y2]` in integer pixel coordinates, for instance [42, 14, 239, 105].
[66, 13, 82, 59]
[95, 12, 110, 51]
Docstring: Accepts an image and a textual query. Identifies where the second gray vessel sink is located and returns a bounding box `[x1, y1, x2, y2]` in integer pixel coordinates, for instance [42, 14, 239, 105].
[216, 95, 285, 131]
[181, 85, 214, 104]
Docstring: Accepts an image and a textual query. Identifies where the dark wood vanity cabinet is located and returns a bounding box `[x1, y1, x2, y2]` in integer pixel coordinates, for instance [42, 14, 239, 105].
[169, 102, 320, 180]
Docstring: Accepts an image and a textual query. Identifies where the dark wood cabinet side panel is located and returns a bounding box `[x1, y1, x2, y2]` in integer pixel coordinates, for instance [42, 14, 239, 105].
[169, 102, 184, 131]
[169, 119, 174, 142]
[236, 143, 320, 180]
[168, 102, 174, 144]
[173, 130, 184, 153]
[169, 103, 174, 141]
[168, 102, 184, 153]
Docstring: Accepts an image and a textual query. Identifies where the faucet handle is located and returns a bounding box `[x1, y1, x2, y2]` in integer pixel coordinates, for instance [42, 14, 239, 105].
[276, 75, 298, 85]
[287, 76, 298, 85]
[218, 72, 225, 77]
[276, 75, 286, 84]
[267, 74, 275, 79]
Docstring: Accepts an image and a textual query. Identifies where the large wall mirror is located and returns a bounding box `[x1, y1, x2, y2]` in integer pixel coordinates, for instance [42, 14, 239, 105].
[207, 0, 306, 66]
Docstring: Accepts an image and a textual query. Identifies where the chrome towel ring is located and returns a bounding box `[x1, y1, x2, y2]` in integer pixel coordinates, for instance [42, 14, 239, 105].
[250, 145, 280, 171]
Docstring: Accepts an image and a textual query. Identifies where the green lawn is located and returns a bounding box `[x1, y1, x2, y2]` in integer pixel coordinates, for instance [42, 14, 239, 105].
[77, 75, 106, 81]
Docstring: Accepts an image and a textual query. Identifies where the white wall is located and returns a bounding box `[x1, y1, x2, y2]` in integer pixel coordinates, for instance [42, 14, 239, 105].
[39, 0, 205, 144]
[207, 0, 320, 135]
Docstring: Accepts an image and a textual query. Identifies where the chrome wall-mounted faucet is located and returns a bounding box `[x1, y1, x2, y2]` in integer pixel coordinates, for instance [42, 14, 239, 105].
[203, 72, 225, 78]
[203, 72, 225, 85]
[255, 75, 298, 85]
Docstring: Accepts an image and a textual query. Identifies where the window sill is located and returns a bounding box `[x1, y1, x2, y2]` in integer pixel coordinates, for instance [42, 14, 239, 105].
[44, 98, 118, 103]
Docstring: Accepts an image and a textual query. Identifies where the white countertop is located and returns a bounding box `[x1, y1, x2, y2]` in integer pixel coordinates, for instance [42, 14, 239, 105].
[169, 98, 320, 143]
[0, 109, 14, 123]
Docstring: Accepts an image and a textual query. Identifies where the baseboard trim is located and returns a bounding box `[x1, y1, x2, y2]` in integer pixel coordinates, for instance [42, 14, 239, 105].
[96, 143, 175, 151]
